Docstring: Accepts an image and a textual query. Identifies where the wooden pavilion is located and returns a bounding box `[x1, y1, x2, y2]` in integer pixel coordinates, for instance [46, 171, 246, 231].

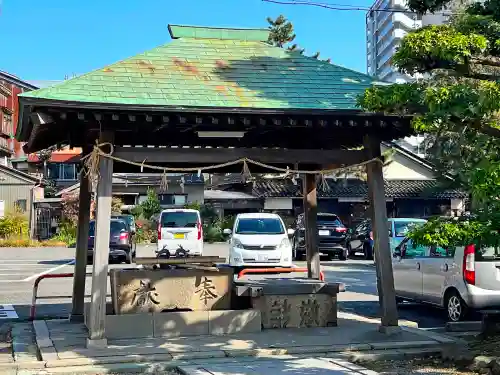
[15, 25, 413, 347]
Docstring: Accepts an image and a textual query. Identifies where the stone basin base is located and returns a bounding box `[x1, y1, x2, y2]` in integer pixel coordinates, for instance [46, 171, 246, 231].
[84, 303, 261, 340]
[254, 294, 337, 329]
[235, 277, 343, 329]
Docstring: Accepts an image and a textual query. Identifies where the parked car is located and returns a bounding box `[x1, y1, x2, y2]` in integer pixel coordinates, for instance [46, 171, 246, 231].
[156, 209, 203, 257]
[346, 218, 427, 260]
[346, 219, 373, 260]
[225, 212, 293, 268]
[393, 238, 500, 321]
[111, 214, 136, 233]
[87, 218, 136, 264]
[291, 213, 347, 261]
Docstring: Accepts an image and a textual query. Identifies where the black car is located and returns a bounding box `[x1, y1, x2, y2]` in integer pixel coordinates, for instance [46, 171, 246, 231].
[291, 213, 348, 261]
[87, 219, 136, 264]
[346, 219, 373, 260]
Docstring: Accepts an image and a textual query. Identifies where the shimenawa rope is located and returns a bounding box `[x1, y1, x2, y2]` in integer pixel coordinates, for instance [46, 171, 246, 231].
[81, 141, 382, 191]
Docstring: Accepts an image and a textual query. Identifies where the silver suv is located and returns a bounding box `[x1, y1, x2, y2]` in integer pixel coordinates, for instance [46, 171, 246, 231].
[393, 239, 500, 321]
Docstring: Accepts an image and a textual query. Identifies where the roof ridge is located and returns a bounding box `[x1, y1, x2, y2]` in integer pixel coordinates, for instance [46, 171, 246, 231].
[168, 24, 270, 42]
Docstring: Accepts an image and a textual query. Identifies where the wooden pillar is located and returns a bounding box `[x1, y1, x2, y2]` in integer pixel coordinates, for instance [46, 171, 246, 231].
[70, 159, 92, 321]
[364, 136, 399, 330]
[302, 174, 320, 279]
[87, 132, 114, 348]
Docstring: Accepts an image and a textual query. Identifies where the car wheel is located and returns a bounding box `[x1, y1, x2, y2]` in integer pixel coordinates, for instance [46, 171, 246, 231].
[395, 296, 405, 304]
[445, 290, 468, 322]
[363, 244, 373, 260]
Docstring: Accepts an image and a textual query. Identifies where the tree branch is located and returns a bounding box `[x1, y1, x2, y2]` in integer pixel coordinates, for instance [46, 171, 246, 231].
[471, 56, 500, 68]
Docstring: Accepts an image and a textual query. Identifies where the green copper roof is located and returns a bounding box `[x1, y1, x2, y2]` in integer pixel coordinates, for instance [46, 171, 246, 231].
[20, 25, 383, 110]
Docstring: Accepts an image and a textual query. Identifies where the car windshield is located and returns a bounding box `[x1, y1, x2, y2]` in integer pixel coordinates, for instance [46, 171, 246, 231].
[160, 212, 198, 228]
[393, 221, 425, 237]
[235, 218, 284, 235]
[89, 220, 126, 236]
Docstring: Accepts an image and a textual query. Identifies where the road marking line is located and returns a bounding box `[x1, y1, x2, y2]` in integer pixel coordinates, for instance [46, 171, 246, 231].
[0, 305, 17, 319]
[23, 260, 75, 282]
[0, 280, 31, 283]
[0, 265, 60, 269]
[0, 304, 15, 311]
[0, 273, 40, 277]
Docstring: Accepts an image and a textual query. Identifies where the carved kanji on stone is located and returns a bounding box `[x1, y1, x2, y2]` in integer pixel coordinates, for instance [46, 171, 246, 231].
[299, 299, 320, 327]
[269, 298, 291, 328]
[132, 279, 160, 308]
[195, 277, 218, 305]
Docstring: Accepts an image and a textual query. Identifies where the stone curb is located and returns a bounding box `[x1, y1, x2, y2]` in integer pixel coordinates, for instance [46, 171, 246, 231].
[8, 341, 446, 374]
[445, 321, 482, 332]
[15, 360, 182, 374]
[342, 347, 443, 363]
[400, 325, 462, 344]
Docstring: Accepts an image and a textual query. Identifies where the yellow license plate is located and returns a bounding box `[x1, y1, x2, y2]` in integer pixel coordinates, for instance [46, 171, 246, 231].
[174, 233, 184, 239]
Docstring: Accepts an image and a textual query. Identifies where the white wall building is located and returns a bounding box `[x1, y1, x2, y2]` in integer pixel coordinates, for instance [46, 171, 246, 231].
[366, 0, 470, 153]
[366, 0, 423, 83]
[366, 0, 472, 83]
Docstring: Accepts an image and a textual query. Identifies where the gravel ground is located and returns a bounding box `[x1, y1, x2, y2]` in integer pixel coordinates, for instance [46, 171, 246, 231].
[364, 358, 476, 375]
[364, 334, 500, 375]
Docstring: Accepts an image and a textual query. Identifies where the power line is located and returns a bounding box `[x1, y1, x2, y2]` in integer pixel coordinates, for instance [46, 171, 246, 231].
[262, 0, 457, 16]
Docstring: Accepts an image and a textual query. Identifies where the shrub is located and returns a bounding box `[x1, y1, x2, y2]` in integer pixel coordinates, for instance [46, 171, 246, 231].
[140, 188, 161, 220]
[134, 219, 157, 244]
[51, 221, 77, 247]
[0, 210, 29, 239]
[61, 192, 80, 225]
[130, 205, 143, 219]
[111, 197, 124, 214]
[0, 239, 67, 247]
[203, 223, 225, 243]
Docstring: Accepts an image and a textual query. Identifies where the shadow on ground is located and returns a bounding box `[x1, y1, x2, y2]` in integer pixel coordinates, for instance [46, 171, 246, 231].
[38, 259, 74, 265]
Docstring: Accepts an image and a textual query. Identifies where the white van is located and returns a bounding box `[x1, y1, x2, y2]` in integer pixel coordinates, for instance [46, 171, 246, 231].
[225, 213, 293, 268]
[157, 209, 203, 256]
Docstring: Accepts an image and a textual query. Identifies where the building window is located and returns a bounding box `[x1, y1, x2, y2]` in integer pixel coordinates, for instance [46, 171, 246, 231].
[15, 199, 27, 213]
[47, 163, 78, 181]
[158, 194, 187, 206]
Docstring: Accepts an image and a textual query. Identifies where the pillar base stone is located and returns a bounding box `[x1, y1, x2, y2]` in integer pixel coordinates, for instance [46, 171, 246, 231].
[86, 338, 107, 349]
[378, 324, 401, 335]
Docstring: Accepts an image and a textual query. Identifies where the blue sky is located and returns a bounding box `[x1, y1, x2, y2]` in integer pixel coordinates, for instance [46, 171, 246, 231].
[0, 0, 372, 81]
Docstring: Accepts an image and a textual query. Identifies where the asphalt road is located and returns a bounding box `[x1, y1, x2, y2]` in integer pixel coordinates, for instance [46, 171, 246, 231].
[0, 244, 448, 327]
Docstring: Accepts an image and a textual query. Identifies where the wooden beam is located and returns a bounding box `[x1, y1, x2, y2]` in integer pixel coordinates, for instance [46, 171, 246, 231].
[364, 135, 399, 331]
[30, 112, 53, 126]
[303, 174, 320, 279]
[87, 132, 114, 348]
[113, 147, 369, 166]
[70, 162, 91, 322]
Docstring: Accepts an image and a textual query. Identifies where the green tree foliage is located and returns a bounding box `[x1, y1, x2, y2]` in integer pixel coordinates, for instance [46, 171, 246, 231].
[358, 0, 500, 247]
[266, 15, 330, 61]
[140, 188, 161, 220]
[111, 197, 124, 214]
[267, 15, 296, 48]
